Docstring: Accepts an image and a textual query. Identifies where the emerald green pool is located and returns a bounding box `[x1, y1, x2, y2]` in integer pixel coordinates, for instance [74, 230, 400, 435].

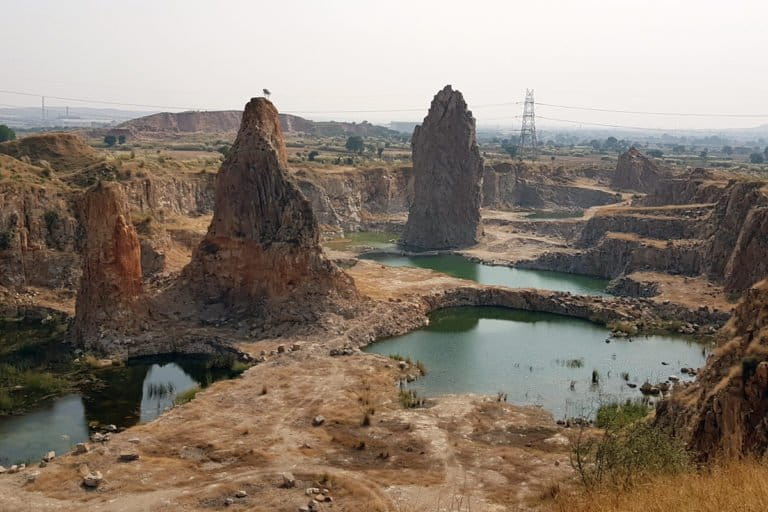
[361, 253, 608, 295]
[364, 307, 708, 419]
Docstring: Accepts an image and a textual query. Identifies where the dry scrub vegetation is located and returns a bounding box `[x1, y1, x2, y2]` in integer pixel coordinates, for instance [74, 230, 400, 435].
[551, 459, 768, 512]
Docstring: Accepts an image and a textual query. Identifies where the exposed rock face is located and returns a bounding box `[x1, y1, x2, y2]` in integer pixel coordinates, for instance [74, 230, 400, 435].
[73, 182, 148, 349]
[0, 133, 99, 171]
[116, 110, 399, 139]
[703, 181, 768, 293]
[116, 110, 243, 137]
[401, 85, 483, 250]
[612, 148, 661, 192]
[182, 97, 356, 316]
[656, 280, 768, 460]
[293, 166, 413, 235]
[482, 162, 620, 210]
[724, 207, 768, 294]
[0, 178, 80, 288]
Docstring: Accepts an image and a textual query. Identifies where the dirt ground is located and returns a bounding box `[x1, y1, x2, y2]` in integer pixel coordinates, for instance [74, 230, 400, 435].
[0, 266, 575, 512]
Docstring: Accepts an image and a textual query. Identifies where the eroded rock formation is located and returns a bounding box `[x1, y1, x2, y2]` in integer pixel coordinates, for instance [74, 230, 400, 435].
[0, 133, 99, 171]
[612, 147, 661, 192]
[657, 279, 768, 460]
[73, 182, 148, 349]
[401, 85, 483, 250]
[181, 97, 356, 317]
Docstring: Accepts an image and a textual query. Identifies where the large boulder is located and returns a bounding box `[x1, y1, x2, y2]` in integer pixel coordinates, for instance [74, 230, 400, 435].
[656, 279, 768, 460]
[612, 147, 661, 193]
[401, 85, 483, 250]
[181, 97, 356, 318]
[73, 182, 148, 350]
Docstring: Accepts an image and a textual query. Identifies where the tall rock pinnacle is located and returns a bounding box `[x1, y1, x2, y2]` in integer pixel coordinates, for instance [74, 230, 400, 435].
[183, 97, 355, 315]
[401, 85, 484, 250]
[73, 181, 148, 350]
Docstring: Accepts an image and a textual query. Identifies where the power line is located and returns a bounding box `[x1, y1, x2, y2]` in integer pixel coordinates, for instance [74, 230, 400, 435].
[537, 102, 768, 118]
[536, 115, 723, 132]
[0, 89, 200, 111]
[283, 101, 520, 115]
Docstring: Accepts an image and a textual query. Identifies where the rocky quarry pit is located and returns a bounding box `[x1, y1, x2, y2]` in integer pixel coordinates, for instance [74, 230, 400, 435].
[1, 101, 768, 510]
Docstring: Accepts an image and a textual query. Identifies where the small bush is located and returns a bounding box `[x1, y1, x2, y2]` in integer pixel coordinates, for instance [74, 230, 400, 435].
[174, 386, 200, 405]
[608, 321, 639, 336]
[595, 400, 650, 429]
[571, 420, 691, 490]
[399, 389, 425, 408]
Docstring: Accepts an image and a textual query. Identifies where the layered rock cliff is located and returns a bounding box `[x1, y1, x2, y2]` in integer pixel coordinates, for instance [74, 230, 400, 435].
[72, 182, 148, 350]
[402, 85, 483, 250]
[181, 97, 356, 317]
[656, 279, 768, 460]
[611, 147, 662, 192]
[482, 162, 620, 210]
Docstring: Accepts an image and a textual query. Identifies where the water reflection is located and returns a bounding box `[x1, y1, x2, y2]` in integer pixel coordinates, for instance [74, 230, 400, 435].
[361, 253, 607, 295]
[0, 356, 240, 465]
[365, 307, 709, 419]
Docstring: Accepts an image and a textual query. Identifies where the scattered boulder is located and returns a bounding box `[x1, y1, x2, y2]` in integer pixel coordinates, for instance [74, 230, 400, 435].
[401, 85, 484, 250]
[235, 490, 247, 498]
[74, 443, 89, 455]
[312, 415, 325, 427]
[82, 471, 103, 488]
[281, 471, 296, 488]
[42, 451, 55, 462]
[118, 451, 140, 462]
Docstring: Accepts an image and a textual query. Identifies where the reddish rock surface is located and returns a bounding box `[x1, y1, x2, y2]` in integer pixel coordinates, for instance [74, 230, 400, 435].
[612, 147, 661, 192]
[73, 182, 148, 349]
[657, 279, 768, 460]
[401, 85, 483, 250]
[182, 97, 356, 318]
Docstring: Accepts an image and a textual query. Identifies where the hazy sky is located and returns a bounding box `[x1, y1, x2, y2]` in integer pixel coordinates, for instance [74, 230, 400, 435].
[1, 0, 767, 130]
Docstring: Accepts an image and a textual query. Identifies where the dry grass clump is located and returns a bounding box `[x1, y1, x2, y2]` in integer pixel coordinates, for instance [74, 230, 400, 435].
[551, 459, 768, 512]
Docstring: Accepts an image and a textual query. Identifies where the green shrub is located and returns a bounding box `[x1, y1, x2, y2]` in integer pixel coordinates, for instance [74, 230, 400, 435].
[571, 419, 691, 490]
[595, 400, 651, 429]
[399, 389, 425, 408]
[174, 386, 200, 405]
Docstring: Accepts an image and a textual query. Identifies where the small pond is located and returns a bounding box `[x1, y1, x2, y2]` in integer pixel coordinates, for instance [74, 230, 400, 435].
[364, 307, 709, 419]
[0, 355, 241, 465]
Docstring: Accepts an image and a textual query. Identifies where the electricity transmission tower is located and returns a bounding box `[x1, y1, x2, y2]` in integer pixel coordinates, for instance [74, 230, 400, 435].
[519, 89, 537, 160]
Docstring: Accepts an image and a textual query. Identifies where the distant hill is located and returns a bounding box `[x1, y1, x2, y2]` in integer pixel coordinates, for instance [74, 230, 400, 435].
[114, 110, 401, 139]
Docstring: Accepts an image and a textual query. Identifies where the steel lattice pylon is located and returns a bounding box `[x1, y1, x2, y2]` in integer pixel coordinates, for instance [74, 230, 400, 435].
[519, 89, 537, 160]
